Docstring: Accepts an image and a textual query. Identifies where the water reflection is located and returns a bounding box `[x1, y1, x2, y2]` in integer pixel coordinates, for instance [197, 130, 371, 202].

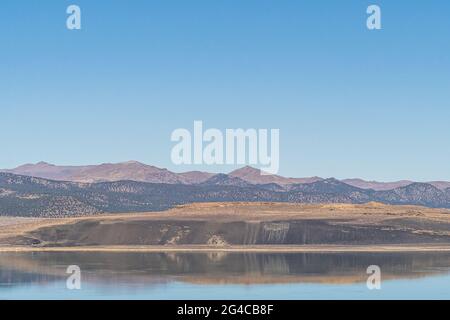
[1, 251, 450, 288]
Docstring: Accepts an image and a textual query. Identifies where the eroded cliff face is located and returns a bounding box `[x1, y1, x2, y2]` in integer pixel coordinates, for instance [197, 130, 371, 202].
[10, 217, 450, 247]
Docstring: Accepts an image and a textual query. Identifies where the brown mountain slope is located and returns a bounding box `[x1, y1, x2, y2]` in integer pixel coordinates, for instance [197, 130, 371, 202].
[3, 162, 87, 181]
[67, 161, 184, 184]
[428, 181, 450, 190]
[343, 179, 450, 191]
[3, 162, 450, 191]
[3, 161, 186, 184]
[229, 166, 322, 185]
[1, 163, 322, 185]
[342, 178, 414, 191]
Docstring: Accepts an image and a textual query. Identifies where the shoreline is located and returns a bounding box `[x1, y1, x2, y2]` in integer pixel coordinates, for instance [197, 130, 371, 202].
[2, 244, 450, 253]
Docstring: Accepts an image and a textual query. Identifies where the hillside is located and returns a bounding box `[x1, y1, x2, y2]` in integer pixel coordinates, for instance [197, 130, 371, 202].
[4, 162, 450, 191]
[229, 166, 322, 185]
[2, 202, 450, 249]
[1, 172, 450, 217]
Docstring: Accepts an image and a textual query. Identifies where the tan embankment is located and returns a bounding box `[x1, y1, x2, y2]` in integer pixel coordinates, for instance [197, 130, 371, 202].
[1, 202, 450, 252]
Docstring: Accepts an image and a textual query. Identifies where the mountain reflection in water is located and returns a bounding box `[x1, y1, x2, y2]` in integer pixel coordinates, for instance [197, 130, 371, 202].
[1, 252, 450, 299]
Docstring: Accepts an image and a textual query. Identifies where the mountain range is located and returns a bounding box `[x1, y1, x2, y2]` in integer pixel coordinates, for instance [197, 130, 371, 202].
[1, 162, 450, 217]
[3, 161, 450, 190]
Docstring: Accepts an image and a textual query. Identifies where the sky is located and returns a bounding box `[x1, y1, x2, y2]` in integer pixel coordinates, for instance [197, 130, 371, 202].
[1, 0, 450, 181]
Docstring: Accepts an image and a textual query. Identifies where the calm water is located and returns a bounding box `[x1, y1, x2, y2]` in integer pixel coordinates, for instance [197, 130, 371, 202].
[1, 251, 450, 300]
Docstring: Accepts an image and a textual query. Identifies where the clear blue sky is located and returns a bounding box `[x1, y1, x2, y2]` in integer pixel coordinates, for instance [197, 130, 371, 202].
[1, 0, 450, 181]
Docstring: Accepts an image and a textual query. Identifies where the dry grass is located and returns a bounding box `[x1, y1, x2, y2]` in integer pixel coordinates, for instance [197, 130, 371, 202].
[1, 202, 450, 251]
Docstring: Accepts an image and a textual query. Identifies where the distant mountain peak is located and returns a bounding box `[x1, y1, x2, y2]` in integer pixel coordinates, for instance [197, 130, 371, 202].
[17, 161, 55, 169]
[237, 165, 260, 171]
[343, 178, 414, 191]
[201, 173, 253, 188]
[2, 161, 450, 192]
[230, 166, 261, 175]
[36, 161, 53, 166]
[229, 166, 322, 186]
[119, 160, 145, 165]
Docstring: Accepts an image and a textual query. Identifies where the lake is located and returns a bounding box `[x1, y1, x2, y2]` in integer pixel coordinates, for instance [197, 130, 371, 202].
[1, 251, 450, 299]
